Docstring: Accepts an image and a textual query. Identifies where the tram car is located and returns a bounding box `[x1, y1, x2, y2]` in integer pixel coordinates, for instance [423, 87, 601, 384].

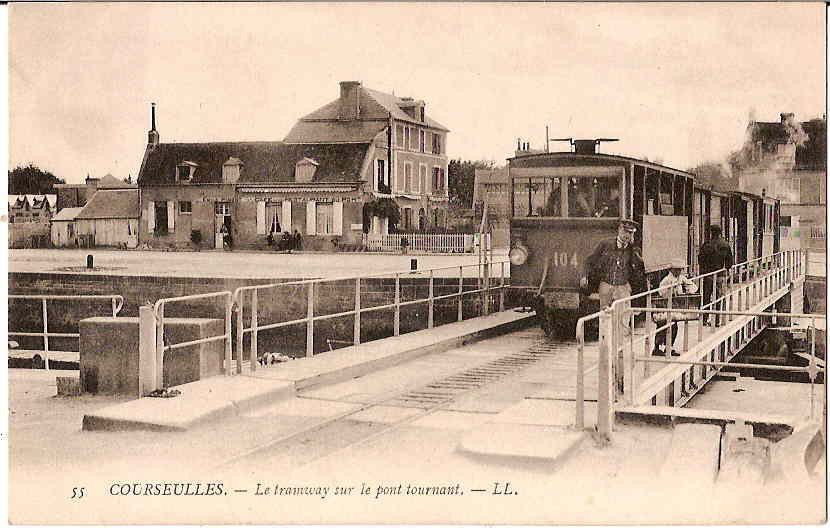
[507, 139, 779, 337]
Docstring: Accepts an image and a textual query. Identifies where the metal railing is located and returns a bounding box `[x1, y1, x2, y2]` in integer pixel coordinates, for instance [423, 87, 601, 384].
[574, 249, 808, 440]
[153, 292, 233, 385]
[232, 260, 509, 371]
[8, 294, 124, 370]
[363, 233, 484, 253]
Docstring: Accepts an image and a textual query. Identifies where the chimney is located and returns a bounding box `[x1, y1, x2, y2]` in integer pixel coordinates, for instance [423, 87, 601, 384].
[148, 103, 160, 147]
[339, 81, 361, 120]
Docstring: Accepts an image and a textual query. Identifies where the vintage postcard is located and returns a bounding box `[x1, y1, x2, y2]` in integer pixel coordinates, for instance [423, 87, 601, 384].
[5, 2, 827, 525]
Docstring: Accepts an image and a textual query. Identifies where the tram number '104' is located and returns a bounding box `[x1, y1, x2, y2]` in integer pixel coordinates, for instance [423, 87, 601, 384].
[549, 252, 578, 268]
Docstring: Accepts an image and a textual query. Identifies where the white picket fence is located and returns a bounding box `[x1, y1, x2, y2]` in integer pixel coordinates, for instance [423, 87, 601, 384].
[363, 233, 488, 253]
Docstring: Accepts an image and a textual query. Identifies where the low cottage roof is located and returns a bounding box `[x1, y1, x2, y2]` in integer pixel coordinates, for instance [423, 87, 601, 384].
[51, 207, 84, 222]
[76, 189, 139, 219]
[138, 141, 371, 185]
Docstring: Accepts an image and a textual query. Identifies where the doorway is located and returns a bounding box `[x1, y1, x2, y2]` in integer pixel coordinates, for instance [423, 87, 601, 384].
[215, 202, 232, 249]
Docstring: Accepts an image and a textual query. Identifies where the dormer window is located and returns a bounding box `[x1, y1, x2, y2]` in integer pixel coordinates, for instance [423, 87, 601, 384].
[222, 157, 243, 183]
[295, 157, 319, 183]
[176, 161, 198, 182]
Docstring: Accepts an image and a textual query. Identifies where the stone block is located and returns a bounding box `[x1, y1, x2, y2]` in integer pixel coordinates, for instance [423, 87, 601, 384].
[80, 316, 224, 397]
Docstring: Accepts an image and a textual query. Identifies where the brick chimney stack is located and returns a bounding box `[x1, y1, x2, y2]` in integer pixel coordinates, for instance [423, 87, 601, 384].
[340, 81, 360, 119]
[339, 81, 361, 120]
[148, 103, 160, 147]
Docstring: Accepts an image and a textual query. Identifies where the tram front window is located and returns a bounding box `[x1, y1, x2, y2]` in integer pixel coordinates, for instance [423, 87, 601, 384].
[568, 177, 620, 218]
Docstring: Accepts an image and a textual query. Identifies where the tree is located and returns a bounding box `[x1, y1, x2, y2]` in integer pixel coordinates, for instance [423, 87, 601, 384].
[8, 164, 65, 194]
[448, 159, 495, 208]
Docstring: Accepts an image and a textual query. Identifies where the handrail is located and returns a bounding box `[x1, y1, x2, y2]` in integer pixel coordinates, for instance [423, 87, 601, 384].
[574, 248, 807, 440]
[8, 294, 124, 370]
[233, 260, 509, 369]
[153, 291, 234, 384]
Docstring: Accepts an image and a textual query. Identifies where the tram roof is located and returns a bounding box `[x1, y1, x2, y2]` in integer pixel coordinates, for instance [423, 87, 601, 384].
[507, 151, 694, 178]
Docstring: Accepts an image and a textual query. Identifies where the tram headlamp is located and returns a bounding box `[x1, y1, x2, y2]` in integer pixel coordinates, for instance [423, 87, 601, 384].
[509, 243, 529, 266]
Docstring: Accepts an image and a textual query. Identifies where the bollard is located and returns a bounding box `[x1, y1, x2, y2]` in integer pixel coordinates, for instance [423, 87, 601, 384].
[86, 254, 94, 269]
[410, 258, 417, 271]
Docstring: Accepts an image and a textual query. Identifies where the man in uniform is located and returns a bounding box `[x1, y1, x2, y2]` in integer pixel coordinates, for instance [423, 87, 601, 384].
[581, 219, 646, 334]
[698, 225, 734, 326]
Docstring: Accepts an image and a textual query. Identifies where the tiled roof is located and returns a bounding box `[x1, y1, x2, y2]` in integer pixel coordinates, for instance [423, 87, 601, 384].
[8, 194, 56, 210]
[97, 174, 136, 188]
[51, 207, 84, 222]
[76, 189, 139, 219]
[289, 85, 449, 144]
[363, 87, 449, 131]
[138, 141, 371, 185]
[284, 120, 387, 144]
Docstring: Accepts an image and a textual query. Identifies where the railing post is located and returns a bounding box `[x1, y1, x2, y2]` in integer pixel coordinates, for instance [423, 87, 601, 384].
[499, 261, 506, 312]
[235, 295, 243, 375]
[250, 290, 258, 371]
[42, 298, 50, 371]
[227, 295, 237, 375]
[156, 303, 166, 387]
[457, 266, 464, 322]
[354, 277, 361, 345]
[597, 309, 614, 443]
[306, 282, 315, 357]
[138, 305, 158, 396]
[394, 274, 401, 336]
[428, 270, 434, 329]
[576, 321, 585, 430]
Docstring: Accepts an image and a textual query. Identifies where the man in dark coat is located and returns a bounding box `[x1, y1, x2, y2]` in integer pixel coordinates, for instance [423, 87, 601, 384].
[581, 219, 646, 335]
[698, 225, 734, 326]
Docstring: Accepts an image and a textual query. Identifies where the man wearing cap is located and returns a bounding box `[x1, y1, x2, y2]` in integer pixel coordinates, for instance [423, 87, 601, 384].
[653, 259, 698, 356]
[581, 219, 646, 334]
[698, 225, 734, 326]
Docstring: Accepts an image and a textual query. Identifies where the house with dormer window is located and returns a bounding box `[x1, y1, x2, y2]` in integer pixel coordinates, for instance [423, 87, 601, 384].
[136, 81, 450, 250]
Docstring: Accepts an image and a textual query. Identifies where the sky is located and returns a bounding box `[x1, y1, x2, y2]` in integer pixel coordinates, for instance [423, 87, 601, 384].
[8, 3, 827, 184]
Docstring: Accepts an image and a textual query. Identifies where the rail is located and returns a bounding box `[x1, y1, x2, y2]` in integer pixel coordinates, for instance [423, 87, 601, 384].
[8, 294, 124, 370]
[232, 260, 509, 371]
[153, 291, 234, 384]
[363, 233, 484, 253]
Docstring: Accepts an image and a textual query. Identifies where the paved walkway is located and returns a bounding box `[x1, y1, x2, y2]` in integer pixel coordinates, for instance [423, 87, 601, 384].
[9, 248, 509, 279]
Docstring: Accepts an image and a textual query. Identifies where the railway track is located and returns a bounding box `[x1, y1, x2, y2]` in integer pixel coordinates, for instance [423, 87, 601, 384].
[214, 336, 580, 471]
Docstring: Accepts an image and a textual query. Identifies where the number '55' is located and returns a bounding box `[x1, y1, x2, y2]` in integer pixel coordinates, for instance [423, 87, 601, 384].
[71, 487, 85, 499]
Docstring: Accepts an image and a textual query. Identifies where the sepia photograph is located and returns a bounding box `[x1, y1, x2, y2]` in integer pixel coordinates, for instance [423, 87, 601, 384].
[5, 2, 827, 524]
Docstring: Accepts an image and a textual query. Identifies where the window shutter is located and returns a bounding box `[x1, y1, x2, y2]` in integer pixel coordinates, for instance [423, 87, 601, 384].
[333, 202, 343, 235]
[167, 201, 175, 232]
[282, 201, 292, 231]
[256, 201, 266, 235]
[306, 201, 316, 235]
[373, 159, 379, 192]
[147, 201, 155, 232]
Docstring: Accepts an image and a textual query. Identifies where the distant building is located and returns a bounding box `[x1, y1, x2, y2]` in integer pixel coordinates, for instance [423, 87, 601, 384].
[472, 167, 510, 247]
[50, 207, 84, 247]
[8, 194, 56, 224]
[137, 82, 451, 251]
[740, 113, 826, 251]
[55, 173, 134, 211]
[74, 188, 140, 248]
